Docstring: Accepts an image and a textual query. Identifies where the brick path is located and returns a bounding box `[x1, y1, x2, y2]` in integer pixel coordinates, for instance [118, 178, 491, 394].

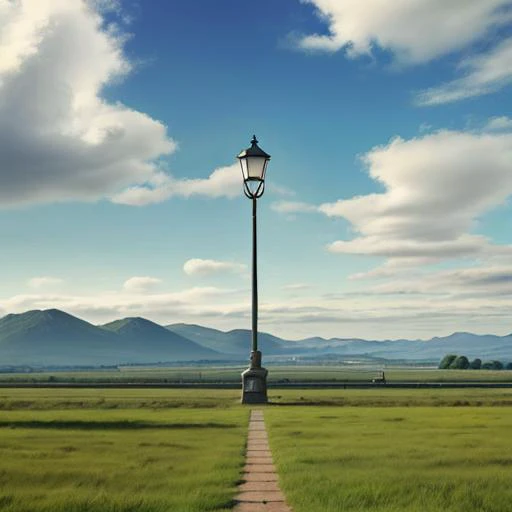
[233, 410, 292, 512]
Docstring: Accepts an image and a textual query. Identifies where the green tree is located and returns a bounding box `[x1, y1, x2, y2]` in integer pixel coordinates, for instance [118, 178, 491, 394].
[506, 362, 512, 370]
[469, 358, 482, 369]
[451, 355, 470, 369]
[482, 360, 504, 370]
[439, 354, 458, 369]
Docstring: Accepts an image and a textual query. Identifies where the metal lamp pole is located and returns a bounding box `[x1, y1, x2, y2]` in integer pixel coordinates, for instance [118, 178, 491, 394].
[237, 135, 271, 404]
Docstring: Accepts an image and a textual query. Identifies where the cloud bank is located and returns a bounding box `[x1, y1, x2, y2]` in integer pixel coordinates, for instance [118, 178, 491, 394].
[319, 130, 512, 262]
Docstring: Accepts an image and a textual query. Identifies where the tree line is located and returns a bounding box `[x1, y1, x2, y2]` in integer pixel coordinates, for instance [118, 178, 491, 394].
[439, 354, 512, 370]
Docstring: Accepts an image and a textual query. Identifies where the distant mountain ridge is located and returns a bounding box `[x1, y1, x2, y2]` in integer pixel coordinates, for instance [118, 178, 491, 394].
[0, 309, 511, 367]
[167, 324, 512, 362]
[0, 309, 220, 366]
[167, 323, 285, 355]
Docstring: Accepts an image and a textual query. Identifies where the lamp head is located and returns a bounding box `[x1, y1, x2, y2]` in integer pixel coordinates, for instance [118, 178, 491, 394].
[237, 135, 271, 199]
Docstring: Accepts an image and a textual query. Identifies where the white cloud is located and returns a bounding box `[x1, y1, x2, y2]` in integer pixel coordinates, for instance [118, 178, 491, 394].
[298, 1, 512, 103]
[27, 276, 64, 289]
[123, 276, 161, 293]
[111, 166, 296, 206]
[319, 130, 512, 262]
[483, 116, 512, 133]
[416, 38, 512, 105]
[298, 0, 512, 63]
[370, 264, 512, 299]
[0, 0, 176, 207]
[111, 164, 242, 205]
[1, 286, 245, 325]
[283, 283, 312, 291]
[183, 258, 247, 277]
[271, 201, 319, 214]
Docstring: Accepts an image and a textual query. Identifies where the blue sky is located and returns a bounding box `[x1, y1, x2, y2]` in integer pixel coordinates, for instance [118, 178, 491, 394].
[1, 0, 512, 339]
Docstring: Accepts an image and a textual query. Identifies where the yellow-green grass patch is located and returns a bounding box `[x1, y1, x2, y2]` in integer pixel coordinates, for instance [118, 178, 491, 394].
[0, 400, 247, 512]
[266, 406, 512, 512]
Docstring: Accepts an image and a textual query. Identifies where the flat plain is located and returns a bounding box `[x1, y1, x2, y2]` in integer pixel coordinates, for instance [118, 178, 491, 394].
[0, 389, 246, 512]
[2, 366, 512, 384]
[1, 386, 512, 511]
[266, 388, 512, 512]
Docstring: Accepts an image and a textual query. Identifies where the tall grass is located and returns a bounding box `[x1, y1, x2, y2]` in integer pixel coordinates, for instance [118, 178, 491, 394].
[0, 399, 247, 512]
[265, 406, 512, 512]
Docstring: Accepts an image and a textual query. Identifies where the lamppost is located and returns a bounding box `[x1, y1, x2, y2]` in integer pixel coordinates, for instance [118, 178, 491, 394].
[238, 135, 271, 404]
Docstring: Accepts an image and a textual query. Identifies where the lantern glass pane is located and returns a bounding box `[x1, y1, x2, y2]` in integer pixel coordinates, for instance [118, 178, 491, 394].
[247, 156, 267, 179]
[239, 158, 249, 181]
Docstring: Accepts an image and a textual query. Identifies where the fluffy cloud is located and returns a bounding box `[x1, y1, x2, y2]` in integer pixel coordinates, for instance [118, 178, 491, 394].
[319, 130, 512, 261]
[183, 258, 247, 277]
[111, 164, 242, 205]
[283, 283, 312, 291]
[0, 0, 176, 207]
[27, 277, 64, 289]
[298, 0, 511, 63]
[123, 276, 161, 293]
[484, 116, 512, 133]
[416, 38, 512, 105]
[298, 0, 512, 102]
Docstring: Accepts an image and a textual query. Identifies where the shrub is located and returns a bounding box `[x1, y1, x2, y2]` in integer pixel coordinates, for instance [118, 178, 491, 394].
[469, 358, 482, 369]
[481, 360, 504, 370]
[451, 355, 470, 369]
[439, 354, 458, 369]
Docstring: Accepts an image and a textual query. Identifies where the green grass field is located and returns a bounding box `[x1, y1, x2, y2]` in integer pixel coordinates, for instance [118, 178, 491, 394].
[265, 399, 512, 512]
[2, 387, 512, 511]
[0, 389, 246, 512]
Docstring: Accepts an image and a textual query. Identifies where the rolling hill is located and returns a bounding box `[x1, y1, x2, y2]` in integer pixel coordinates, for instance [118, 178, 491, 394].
[0, 309, 220, 366]
[166, 323, 285, 355]
[101, 317, 220, 361]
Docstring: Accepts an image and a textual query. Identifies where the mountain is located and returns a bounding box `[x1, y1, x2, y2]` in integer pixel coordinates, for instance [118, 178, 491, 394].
[166, 323, 285, 355]
[0, 309, 117, 366]
[1, 309, 512, 367]
[283, 333, 512, 361]
[0, 310, 220, 366]
[101, 317, 219, 361]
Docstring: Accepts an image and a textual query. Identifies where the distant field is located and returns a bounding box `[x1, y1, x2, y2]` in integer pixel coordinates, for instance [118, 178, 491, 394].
[2, 365, 512, 384]
[2, 387, 512, 410]
[266, 405, 512, 512]
[269, 387, 512, 407]
[0, 389, 246, 512]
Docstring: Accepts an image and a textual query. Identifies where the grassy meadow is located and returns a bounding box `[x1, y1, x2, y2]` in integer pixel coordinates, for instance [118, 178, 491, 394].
[1, 387, 512, 511]
[0, 389, 246, 512]
[265, 392, 512, 512]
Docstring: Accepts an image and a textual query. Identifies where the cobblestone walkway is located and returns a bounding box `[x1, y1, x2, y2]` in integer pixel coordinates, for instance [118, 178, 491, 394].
[233, 410, 292, 512]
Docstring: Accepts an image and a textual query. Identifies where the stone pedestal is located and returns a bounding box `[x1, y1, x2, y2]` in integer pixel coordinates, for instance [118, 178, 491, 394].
[241, 351, 268, 404]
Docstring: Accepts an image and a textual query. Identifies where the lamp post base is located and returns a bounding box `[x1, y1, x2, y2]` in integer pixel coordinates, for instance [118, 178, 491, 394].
[241, 351, 268, 404]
